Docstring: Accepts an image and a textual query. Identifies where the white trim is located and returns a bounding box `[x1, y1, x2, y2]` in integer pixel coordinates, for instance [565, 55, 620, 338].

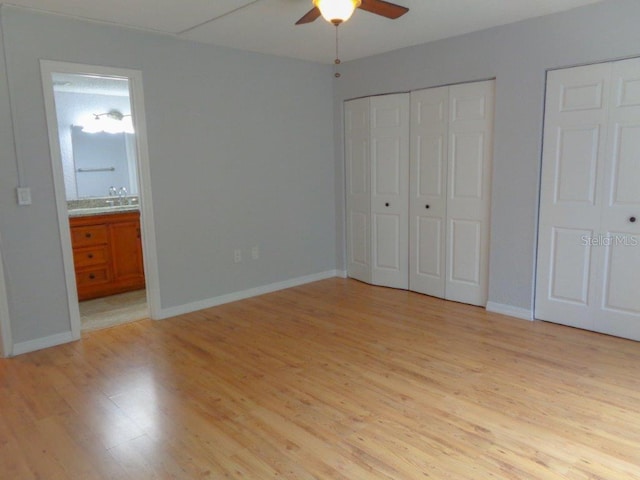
[486, 301, 534, 321]
[40, 61, 161, 343]
[0, 232, 13, 357]
[126, 66, 161, 320]
[335, 269, 347, 278]
[12, 331, 76, 356]
[158, 270, 341, 320]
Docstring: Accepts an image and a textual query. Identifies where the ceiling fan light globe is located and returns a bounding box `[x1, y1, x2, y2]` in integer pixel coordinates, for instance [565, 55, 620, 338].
[313, 0, 361, 25]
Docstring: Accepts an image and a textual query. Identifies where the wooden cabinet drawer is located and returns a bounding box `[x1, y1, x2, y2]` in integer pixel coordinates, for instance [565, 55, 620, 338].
[73, 245, 109, 268]
[76, 267, 111, 287]
[70, 211, 144, 300]
[71, 225, 108, 247]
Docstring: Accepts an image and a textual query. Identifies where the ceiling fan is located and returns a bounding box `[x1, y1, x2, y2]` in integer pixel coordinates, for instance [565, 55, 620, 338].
[296, 0, 409, 26]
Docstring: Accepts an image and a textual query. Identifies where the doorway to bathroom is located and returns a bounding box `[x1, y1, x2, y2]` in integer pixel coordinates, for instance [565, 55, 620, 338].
[41, 61, 160, 337]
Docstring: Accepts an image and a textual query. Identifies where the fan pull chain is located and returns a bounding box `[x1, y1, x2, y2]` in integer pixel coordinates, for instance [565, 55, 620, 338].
[334, 25, 341, 78]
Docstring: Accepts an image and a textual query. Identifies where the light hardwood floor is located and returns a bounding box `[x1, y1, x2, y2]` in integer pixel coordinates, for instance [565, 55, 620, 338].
[1, 278, 639, 479]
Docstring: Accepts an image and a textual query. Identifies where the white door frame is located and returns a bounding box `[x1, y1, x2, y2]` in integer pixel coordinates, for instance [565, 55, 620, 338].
[0, 232, 13, 357]
[40, 60, 161, 338]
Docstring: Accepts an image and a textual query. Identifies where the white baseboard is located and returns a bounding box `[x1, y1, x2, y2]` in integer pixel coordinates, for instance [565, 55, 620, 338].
[158, 270, 342, 320]
[486, 302, 534, 321]
[10, 270, 343, 354]
[335, 269, 347, 278]
[12, 331, 77, 356]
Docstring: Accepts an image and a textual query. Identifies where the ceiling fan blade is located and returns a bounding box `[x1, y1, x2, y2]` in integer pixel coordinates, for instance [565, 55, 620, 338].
[359, 0, 409, 19]
[295, 7, 321, 25]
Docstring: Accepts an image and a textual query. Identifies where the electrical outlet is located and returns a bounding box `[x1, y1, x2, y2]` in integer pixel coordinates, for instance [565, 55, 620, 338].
[233, 249, 242, 263]
[251, 246, 259, 260]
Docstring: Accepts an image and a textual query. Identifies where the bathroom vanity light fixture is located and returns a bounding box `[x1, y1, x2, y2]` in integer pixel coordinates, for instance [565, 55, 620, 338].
[81, 109, 134, 134]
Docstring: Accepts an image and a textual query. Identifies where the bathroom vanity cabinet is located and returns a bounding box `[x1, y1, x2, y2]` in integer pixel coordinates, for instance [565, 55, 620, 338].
[70, 211, 145, 300]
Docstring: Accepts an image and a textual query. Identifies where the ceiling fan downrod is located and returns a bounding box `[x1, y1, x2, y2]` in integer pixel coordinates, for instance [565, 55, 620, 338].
[334, 25, 341, 78]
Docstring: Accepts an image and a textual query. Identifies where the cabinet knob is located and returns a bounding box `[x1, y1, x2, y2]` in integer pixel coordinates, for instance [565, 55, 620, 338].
[85, 233, 92, 238]
[385, 202, 390, 207]
[425, 204, 430, 209]
[89, 274, 95, 280]
[630, 216, 637, 223]
[88, 254, 94, 259]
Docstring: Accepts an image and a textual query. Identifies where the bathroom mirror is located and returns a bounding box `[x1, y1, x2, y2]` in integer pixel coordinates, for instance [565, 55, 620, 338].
[52, 72, 139, 200]
[71, 127, 138, 198]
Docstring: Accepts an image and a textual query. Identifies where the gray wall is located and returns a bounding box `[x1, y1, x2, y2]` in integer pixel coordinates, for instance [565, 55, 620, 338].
[334, 0, 640, 312]
[3, 0, 637, 348]
[0, 6, 335, 345]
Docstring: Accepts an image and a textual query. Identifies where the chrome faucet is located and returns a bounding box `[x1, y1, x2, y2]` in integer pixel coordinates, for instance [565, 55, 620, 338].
[118, 187, 128, 206]
[104, 186, 118, 206]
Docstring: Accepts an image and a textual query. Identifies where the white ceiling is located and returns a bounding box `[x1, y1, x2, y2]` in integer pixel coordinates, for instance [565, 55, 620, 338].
[6, 0, 604, 63]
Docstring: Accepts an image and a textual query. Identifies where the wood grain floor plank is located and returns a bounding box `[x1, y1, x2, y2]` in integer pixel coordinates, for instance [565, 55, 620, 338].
[1, 278, 639, 479]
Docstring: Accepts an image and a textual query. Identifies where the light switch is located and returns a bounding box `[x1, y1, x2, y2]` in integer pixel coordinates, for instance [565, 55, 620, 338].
[17, 187, 32, 206]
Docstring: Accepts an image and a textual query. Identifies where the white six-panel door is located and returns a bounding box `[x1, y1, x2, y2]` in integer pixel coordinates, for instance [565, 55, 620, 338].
[445, 81, 494, 306]
[536, 63, 610, 328]
[345, 98, 372, 283]
[346, 82, 492, 305]
[409, 81, 494, 306]
[536, 58, 640, 341]
[409, 86, 449, 298]
[370, 94, 410, 289]
[345, 94, 409, 290]
[600, 59, 640, 339]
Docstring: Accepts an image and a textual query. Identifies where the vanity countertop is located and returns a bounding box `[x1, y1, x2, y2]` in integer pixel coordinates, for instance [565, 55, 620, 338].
[68, 205, 140, 218]
[67, 196, 140, 217]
